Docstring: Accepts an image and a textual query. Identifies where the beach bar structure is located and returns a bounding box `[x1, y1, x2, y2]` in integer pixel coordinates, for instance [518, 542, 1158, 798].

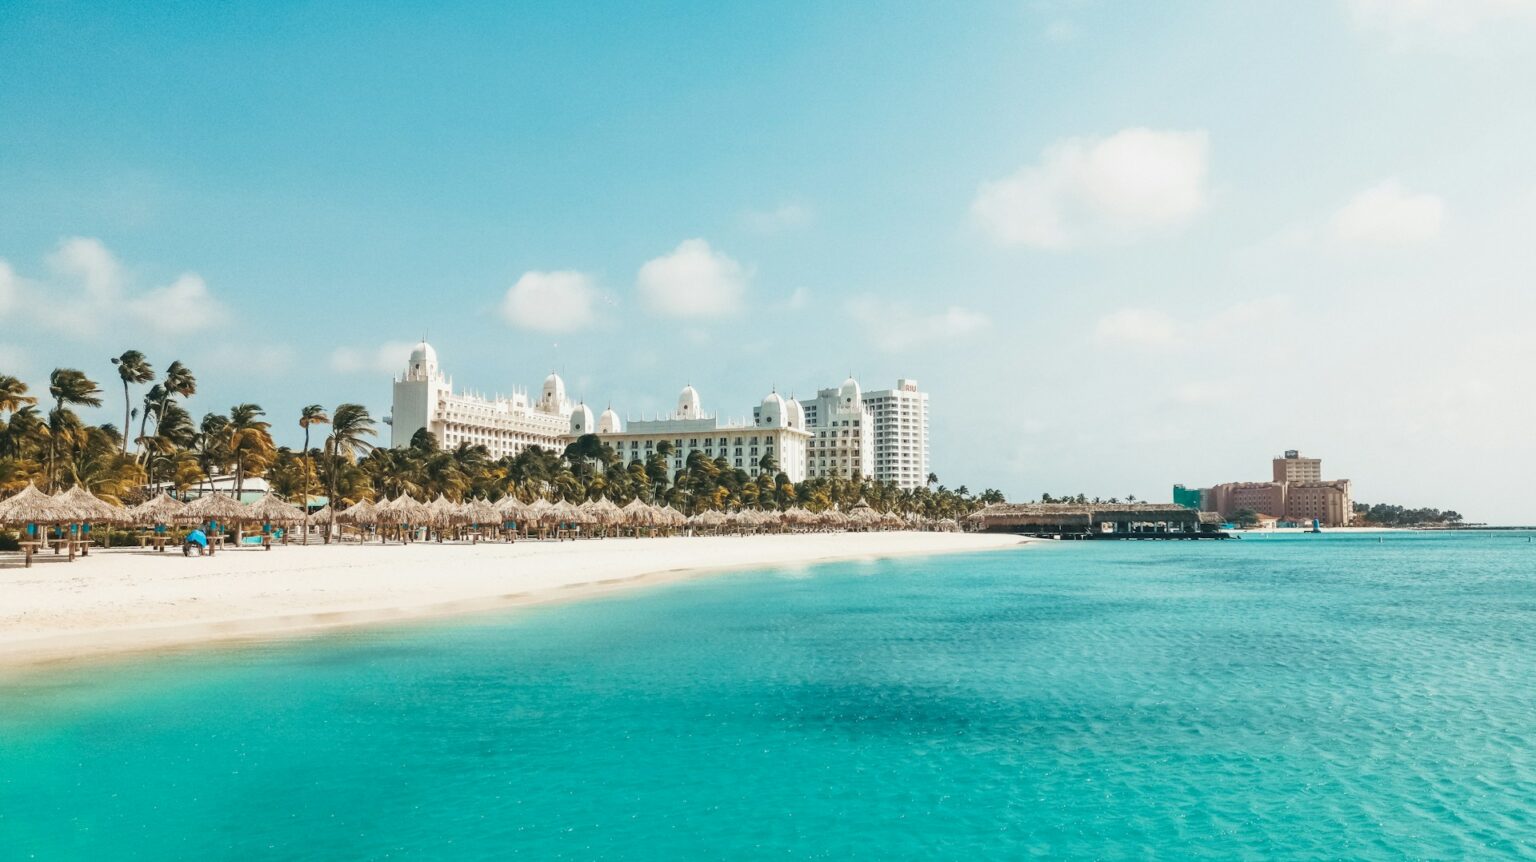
[967, 503, 1228, 539]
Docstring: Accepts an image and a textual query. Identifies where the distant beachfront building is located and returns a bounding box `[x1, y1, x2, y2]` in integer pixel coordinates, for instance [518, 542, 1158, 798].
[1178, 449, 1353, 526]
[568, 384, 810, 483]
[389, 342, 808, 482]
[391, 343, 936, 488]
[866, 379, 930, 490]
[390, 342, 571, 457]
[755, 377, 930, 489]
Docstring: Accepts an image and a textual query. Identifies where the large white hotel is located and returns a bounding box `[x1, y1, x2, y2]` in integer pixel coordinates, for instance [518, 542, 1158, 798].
[389, 342, 931, 489]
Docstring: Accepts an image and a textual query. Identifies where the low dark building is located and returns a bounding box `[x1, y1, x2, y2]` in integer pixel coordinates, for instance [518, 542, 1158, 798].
[966, 503, 1227, 539]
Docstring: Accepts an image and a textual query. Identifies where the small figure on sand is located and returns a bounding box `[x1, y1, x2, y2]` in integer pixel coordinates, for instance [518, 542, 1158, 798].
[183, 528, 208, 557]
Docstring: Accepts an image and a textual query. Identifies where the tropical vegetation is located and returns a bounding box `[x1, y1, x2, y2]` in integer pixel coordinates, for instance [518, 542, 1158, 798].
[1, 352, 1001, 520]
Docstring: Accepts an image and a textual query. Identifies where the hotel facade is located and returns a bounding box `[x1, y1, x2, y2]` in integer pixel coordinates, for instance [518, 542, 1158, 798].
[390, 342, 931, 489]
[1175, 450, 1353, 527]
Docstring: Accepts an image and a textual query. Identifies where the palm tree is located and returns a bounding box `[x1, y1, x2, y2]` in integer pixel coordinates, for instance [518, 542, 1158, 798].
[110, 350, 155, 454]
[325, 403, 377, 509]
[0, 374, 36, 415]
[299, 404, 329, 506]
[227, 403, 274, 500]
[46, 368, 103, 490]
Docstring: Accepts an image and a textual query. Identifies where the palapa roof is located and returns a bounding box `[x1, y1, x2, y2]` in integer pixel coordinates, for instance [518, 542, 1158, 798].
[184, 492, 252, 521]
[336, 498, 378, 525]
[620, 497, 657, 526]
[0, 484, 74, 525]
[307, 504, 337, 524]
[128, 491, 192, 525]
[55, 485, 126, 523]
[466, 498, 500, 524]
[246, 493, 308, 523]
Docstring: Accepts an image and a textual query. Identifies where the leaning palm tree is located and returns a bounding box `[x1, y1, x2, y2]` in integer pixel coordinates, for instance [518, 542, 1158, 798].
[110, 350, 155, 454]
[298, 404, 330, 541]
[47, 368, 103, 491]
[227, 403, 273, 500]
[325, 403, 377, 512]
[0, 374, 37, 415]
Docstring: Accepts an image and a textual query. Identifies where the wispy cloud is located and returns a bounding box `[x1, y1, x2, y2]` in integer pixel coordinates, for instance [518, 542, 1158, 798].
[847, 296, 989, 352]
[1331, 180, 1444, 245]
[742, 201, 814, 234]
[501, 270, 600, 332]
[637, 239, 748, 318]
[972, 128, 1210, 248]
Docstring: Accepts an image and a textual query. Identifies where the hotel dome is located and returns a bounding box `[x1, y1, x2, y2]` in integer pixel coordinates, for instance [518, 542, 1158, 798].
[570, 402, 595, 435]
[758, 391, 786, 427]
[676, 384, 702, 419]
[598, 406, 622, 434]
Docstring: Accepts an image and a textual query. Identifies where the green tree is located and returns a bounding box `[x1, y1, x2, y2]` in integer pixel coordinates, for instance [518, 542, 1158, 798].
[110, 350, 155, 455]
[46, 368, 103, 490]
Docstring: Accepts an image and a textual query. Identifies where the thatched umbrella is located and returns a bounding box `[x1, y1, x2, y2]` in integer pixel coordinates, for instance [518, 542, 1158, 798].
[53, 485, 124, 525]
[336, 498, 377, 526]
[660, 504, 687, 529]
[185, 492, 251, 524]
[128, 491, 192, 527]
[880, 510, 904, 530]
[427, 494, 461, 528]
[247, 493, 308, 524]
[467, 498, 500, 526]
[527, 497, 556, 523]
[589, 496, 624, 528]
[620, 497, 655, 529]
[0, 484, 71, 527]
[495, 494, 529, 519]
[385, 495, 432, 526]
[307, 504, 336, 525]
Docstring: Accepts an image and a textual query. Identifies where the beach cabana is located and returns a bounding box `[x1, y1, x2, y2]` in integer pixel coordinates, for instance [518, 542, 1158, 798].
[246, 494, 308, 548]
[0, 484, 78, 565]
[127, 492, 192, 552]
[184, 492, 252, 554]
[53, 486, 125, 548]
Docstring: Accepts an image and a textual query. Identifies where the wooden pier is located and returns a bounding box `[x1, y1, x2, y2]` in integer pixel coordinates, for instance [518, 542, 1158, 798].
[966, 503, 1230, 540]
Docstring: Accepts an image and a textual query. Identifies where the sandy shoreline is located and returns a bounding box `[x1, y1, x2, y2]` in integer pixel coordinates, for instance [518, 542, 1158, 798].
[0, 532, 1027, 672]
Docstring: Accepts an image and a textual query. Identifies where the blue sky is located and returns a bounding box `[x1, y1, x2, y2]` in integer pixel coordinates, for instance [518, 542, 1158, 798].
[3, 1, 1534, 521]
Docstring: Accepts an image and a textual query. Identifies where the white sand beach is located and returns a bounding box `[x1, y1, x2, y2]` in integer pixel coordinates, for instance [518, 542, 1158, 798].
[0, 532, 1027, 671]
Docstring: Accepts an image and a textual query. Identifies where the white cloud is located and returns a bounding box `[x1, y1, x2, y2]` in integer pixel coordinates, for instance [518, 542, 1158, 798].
[1094, 308, 1180, 349]
[47, 236, 123, 300]
[743, 202, 814, 233]
[785, 287, 810, 310]
[501, 270, 598, 332]
[128, 273, 224, 334]
[972, 128, 1210, 248]
[1094, 298, 1291, 351]
[13, 237, 227, 339]
[636, 239, 748, 318]
[1331, 180, 1444, 245]
[1348, 0, 1536, 48]
[207, 342, 297, 375]
[0, 260, 18, 316]
[330, 340, 418, 375]
[846, 296, 989, 352]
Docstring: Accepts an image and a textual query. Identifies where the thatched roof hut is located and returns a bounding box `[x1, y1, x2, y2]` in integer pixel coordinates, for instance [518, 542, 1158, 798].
[247, 493, 308, 523]
[659, 504, 687, 527]
[466, 498, 500, 525]
[0, 484, 73, 525]
[56, 485, 126, 524]
[620, 497, 656, 527]
[185, 492, 251, 523]
[336, 498, 377, 526]
[128, 491, 192, 526]
[526, 497, 556, 523]
[494, 494, 529, 520]
[384, 495, 432, 525]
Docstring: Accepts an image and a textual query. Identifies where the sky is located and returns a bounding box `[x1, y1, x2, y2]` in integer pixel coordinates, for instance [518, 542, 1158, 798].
[2, 0, 1534, 522]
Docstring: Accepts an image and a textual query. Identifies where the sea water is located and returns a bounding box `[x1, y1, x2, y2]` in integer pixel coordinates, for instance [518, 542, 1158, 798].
[3, 532, 1536, 859]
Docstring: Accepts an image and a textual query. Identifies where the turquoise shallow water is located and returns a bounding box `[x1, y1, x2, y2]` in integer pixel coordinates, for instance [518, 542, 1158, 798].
[4, 532, 1536, 859]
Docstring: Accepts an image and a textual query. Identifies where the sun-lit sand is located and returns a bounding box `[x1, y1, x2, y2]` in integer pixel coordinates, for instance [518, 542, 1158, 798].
[0, 532, 1028, 670]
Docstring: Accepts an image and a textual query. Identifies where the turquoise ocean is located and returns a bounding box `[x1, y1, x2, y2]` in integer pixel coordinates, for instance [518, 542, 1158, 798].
[4, 531, 1536, 859]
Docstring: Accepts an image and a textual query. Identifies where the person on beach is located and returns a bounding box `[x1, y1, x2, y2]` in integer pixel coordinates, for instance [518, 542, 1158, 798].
[183, 528, 208, 557]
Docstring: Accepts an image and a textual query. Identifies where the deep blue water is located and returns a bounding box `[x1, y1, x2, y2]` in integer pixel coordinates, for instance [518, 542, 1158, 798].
[4, 532, 1536, 859]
